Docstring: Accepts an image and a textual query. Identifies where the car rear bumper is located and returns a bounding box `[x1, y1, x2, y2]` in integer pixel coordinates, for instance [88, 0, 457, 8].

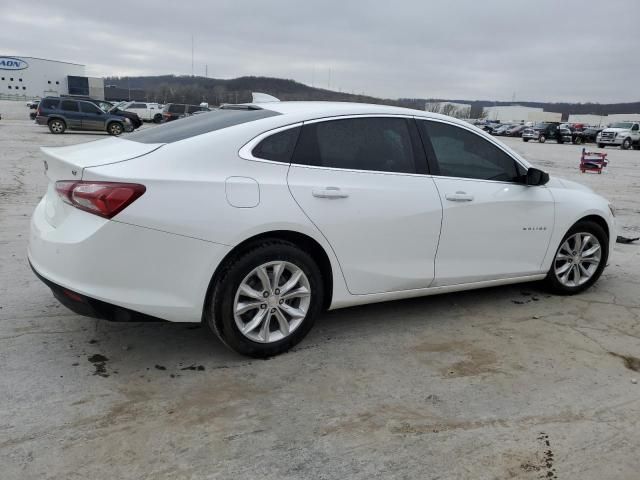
[35, 115, 48, 125]
[28, 197, 231, 323]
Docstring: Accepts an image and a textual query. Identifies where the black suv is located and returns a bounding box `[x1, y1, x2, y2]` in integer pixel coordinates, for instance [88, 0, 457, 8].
[35, 98, 133, 135]
[162, 103, 210, 122]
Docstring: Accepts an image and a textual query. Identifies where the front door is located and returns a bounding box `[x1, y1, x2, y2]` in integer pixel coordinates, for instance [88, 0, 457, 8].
[417, 119, 555, 286]
[79, 101, 106, 131]
[287, 116, 443, 295]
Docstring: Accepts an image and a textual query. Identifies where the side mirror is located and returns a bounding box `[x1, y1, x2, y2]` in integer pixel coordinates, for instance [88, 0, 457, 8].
[526, 167, 550, 186]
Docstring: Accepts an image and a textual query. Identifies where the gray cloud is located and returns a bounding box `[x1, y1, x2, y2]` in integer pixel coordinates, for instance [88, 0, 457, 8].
[1, 0, 638, 103]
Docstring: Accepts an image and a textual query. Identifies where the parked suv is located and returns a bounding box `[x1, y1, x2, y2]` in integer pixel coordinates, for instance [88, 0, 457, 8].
[162, 103, 210, 122]
[597, 122, 640, 150]
[522, 122, 571, 143]
[35, 98, 133, 135]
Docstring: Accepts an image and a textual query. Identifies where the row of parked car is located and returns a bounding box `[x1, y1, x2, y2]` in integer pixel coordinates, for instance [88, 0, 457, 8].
[479, 120, 640, 150]
[28, 96, 212, 135]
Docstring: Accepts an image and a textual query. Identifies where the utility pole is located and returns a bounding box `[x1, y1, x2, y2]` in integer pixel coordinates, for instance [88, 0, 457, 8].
[328, 68, 331, 90]
[191, 34, 194, 77]
[205, 64, 208, 78]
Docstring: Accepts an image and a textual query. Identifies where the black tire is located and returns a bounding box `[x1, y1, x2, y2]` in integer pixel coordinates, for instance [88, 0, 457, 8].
[48, 118, 66, 134]
[574, 136, 583, 145]
[206, 240, 325, 358]
[598, 143, 605, 149]
[107, 122, 124, 136]
[523, 138, 529, 142]
[632, 144, 640, 150]
[544, 220, 609, 295]
[539, 135, 546, 143]
[621, 138, 631, 150]
[153, 114, 162, 124]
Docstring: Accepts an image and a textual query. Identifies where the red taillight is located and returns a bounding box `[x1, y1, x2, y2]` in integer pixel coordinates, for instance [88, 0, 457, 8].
[36, 108, 41, 117]
[55, 181, 146, 219]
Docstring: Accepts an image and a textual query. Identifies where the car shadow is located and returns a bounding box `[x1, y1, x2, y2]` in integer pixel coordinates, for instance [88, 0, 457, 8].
[74, 281, 547, 376]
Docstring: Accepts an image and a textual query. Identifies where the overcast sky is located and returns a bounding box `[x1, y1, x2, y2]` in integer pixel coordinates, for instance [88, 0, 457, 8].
[2, 0, 638, 103]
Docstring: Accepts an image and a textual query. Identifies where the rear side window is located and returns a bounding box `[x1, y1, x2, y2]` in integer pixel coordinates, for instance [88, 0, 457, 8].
[292, 117, 416, 174]
[252, 127, 301, 163]
[168, 104, 185, 114]
[40, 98, 58, 109]
[61, 100, 79, 112]
[187, 105, 202, 114]
[419, 120, 525, 182]
[126, 108, 280, 144]
[130, 103, 146, 108]
[79, 102, 102, 114]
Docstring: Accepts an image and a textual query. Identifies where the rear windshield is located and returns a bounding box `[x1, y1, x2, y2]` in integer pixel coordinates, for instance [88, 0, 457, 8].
[125, 108, 280, 144]
[40, 98, 59, 109]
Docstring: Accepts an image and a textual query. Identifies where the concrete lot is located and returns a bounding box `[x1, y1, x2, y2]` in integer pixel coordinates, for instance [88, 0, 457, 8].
[1, 117, 640, 479]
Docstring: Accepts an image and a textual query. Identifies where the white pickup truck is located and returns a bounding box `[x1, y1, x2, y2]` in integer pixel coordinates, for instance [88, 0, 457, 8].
[118, 101, 164, 123]
[597, 121, 640, 150]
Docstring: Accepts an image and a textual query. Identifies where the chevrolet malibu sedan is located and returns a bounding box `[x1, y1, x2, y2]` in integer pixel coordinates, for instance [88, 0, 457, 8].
[28, 101, 616, 357]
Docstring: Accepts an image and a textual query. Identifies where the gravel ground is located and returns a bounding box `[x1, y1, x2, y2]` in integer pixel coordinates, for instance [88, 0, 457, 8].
[1, 118, 639, 480]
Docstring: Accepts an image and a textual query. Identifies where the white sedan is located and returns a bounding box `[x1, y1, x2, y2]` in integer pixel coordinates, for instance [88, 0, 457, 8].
[28, 101, 615, 357]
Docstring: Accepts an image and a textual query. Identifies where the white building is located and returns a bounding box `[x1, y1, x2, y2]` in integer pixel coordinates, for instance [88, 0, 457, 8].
[568, 113, 640, 126]
[0, 55, 104, 99]
[425, 101, 471, 118]
[483, 105, 562, 123]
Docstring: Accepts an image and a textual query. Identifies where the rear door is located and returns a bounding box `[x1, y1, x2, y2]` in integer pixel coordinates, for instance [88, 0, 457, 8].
[287, 116, 443, 295]
[79, 101, 106, 131]
[59, 100, 83, 129]
[417, 119, 554, 286]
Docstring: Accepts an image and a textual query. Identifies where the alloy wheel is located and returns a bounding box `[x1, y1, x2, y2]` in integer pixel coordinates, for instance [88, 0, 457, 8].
[554, 232, 602, 287]
[233, 261, 311, 343]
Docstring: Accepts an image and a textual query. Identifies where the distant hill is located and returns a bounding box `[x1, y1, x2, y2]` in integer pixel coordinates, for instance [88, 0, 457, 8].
[104, 75, 640, 116]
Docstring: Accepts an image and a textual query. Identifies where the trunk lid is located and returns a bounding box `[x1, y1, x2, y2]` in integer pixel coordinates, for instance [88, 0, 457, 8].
[40, 137, 163, 227]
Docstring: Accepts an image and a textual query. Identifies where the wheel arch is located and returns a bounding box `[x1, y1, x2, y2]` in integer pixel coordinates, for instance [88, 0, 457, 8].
[575, 214, 610, 241]
[202, 229, 334, 322]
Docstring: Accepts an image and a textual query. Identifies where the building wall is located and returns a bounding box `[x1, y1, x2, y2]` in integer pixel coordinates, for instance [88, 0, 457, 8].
[0, 56, 85, 98]
[88, 77, 105, 100]
[567, 114, 607, 126]
[484, 105, 562, 123]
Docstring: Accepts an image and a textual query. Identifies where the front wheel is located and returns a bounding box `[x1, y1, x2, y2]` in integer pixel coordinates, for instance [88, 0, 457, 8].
[598, 143, 605, 149]
[539, 135, 546, 143]
[207, 240, 324, 357]
[523, 138, 529, 142]
[107, 122, 124, 136]
[621, 138, 632, 150]
[544, 220, 608, 295]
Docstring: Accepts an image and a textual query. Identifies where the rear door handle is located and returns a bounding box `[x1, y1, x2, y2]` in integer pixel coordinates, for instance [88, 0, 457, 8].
[312, 187, 349, 199]
[445, 191, 474, 202]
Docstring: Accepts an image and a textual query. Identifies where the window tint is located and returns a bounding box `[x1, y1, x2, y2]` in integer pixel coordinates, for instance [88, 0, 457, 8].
[419, 121, 525, 182]
[40, 98, 58, 109]
[130, 103, 146, 108]
[168, 104, 185, 114]
[292, 117, 416, 174]
[252, 127, 301, 163]
[126, 108, 280, 144]
[61, 100, 79, 112]
[80, 102, 102, 114]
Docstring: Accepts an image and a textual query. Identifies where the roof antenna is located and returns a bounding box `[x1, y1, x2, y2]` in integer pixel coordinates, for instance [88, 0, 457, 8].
[252, 92, 280, 103]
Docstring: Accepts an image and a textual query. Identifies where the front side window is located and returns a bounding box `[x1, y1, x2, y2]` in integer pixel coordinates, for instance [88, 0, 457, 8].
[419, 120, 525, 182]
[61, 100, 79, 112]
[292, 117, 416, 174]
[80, 102, 102, 114]
[252, 127, 301, 163]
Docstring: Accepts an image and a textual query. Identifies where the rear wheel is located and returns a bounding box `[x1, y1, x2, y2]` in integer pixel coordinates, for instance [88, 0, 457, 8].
[544, 220, 608, 295]
[153, 113, 162, 123]
[48, 118, 66, 134]
[107, 122, 124, 136]
[206, 240, 324, 357]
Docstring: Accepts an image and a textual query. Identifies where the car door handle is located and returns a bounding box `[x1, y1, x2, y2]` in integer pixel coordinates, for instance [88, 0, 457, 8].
[445, 191, 474, 202]
[312, 187, 349, 199]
